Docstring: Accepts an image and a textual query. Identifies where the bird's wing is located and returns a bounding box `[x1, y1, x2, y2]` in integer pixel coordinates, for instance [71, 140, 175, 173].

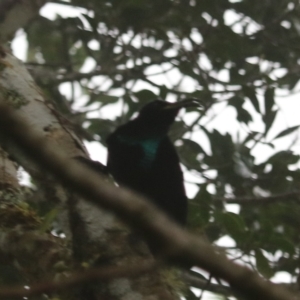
[106, 132, 145, 186]
[154, 137, 184, 183]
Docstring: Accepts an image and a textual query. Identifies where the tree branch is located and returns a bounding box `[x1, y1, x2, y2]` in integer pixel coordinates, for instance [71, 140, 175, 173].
[213, 191, 300, 205]
[181, 271, 232, 296]
[0, 261, 157, 298]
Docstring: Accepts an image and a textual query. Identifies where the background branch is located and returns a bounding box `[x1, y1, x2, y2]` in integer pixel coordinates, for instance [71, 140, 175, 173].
[212, 191, 300, 205]
[0, 261, 157, 299]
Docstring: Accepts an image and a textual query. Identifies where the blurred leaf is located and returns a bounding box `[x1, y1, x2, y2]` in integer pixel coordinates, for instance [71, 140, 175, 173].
[243, 86, 260, 113]
[228, 96, 252, 124]
[242, 131, 261, 145]
[184, 289, 199, 300]
[255, 249, 273, 278]
[228, 96, 244, 108]
[182, 139, 206, 155]
[202, 129, 235, 171]
[169, 120, 189, 141]
[159, 85, 168, 99]
[267, 150, 299, 165]
[237, 106, 252, 124]
[26, 16, 64, 63]
[177, 139, 204, 170]
[39, 208, 59, 233]
[87, 118, 117, 141]
[263, 109, 277, 135]
[81, 13, 99, 32]
[221, 212, 247, 241]
[71, 44, 87, 71]
[188, 185, 212, 227]
[264, 88, 275, 116]
[272, 125, 300, 141]
[271, 237, 294, 255]
[99, 95, 119, 105]
[233, 153, 252, 178]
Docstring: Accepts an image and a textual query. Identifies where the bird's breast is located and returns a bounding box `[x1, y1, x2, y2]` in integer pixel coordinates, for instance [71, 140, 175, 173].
[116, 135, 162, 169]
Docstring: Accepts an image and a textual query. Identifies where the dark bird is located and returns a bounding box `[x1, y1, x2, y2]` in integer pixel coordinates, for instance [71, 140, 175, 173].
[106, 99, 200, 226]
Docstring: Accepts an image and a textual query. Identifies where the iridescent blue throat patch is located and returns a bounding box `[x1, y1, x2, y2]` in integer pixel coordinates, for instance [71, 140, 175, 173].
[117, 136, 161, 169]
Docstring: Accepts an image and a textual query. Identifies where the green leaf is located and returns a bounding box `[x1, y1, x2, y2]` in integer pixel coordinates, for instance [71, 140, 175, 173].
[242, 131, 261, 145]
[227, 96, 252, 124]
[267, 150, 299, 165]
[39, 208, 59, 233]
[182, 138, 206, 155]
[26, 16, 64, 63]
[236, 106, 252, 124]
[188, 185, 212, 226]
[184, 289, 199, 300]
[264, 88, 275, 116]
[228, 95, 244, 108]
[159, 85, 168, 99]
[272, 125, 300, 141]
[169, 121, 189, 141]
[221, 212, 247, 241]
[88, 118, 117, 141]
[271, 237, 294, 255]
[177, 139, 204, 170]
[243, 86, 260, 113]
[71, 44, 87, 71]
[263, 109, 277, 135]
[255, 249, 273, 278]
[99, 95, 119, 105]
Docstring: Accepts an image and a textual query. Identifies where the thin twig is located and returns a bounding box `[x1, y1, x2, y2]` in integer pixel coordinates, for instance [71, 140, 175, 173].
[213, 191, 300, 205]
[0, 261, 157, 298]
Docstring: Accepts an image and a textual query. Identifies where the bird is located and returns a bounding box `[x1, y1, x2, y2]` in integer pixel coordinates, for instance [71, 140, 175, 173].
[106, 99, 200, 226]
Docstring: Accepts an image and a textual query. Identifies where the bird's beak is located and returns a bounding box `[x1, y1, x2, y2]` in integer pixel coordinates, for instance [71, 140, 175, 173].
[163, 98, 204, 110]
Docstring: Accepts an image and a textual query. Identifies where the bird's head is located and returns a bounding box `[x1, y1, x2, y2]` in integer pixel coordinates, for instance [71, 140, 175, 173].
[137, 99, 202, 133]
